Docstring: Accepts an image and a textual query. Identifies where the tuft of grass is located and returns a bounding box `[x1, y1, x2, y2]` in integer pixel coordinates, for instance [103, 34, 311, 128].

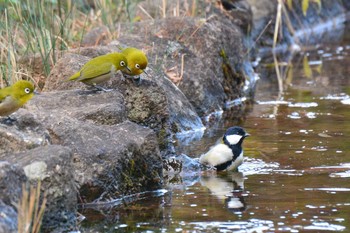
[17, 181, 47, 233]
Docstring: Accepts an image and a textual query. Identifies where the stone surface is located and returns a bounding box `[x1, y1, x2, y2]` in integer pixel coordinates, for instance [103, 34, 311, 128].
[0, 200, 17, 233]
[0, 161, 27, 207]
[0, 162, 27, 233]
[4, 145, 77, 232]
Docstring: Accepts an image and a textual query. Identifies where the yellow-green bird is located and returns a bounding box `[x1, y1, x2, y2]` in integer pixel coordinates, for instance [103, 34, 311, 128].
[67, 52, 131, 91]
[0, 80, 35, 117]
[120, 47, 148, 77]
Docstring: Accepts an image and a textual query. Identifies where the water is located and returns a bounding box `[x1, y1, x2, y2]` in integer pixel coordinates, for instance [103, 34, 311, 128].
[79, 37, 350, 233]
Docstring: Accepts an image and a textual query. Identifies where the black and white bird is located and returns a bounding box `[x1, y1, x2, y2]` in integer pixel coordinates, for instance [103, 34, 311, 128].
[199, 126, 250, 171]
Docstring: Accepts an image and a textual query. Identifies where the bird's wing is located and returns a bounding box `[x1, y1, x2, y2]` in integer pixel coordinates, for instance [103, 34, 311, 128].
[0, 87, 10, 103]
[77, 62, 114, 81]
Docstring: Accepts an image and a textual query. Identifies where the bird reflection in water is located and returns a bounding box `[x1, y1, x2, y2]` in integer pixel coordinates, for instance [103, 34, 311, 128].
[200, 172, 246, 213]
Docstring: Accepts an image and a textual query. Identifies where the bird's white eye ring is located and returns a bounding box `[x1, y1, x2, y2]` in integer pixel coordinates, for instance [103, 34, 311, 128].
[120, 61, 126, 67]
[135, 64, 140, 69]
[24, 88, 31, 94]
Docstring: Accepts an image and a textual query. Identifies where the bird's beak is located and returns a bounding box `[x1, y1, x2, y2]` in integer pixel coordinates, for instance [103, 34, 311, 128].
[142, 69, 149, 77]
[244, 133, 250, 137]
[126, 66, 131, 72]
[34, 90, 40, 95]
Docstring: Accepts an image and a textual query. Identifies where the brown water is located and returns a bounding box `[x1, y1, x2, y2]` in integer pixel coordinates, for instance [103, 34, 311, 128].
[79, 39, 350, 232]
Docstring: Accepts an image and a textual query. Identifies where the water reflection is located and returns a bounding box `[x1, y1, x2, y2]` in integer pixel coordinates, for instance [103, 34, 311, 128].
[200, 172, 246, 213]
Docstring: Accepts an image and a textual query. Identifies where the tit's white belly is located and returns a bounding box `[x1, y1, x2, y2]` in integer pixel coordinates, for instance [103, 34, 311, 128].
[199, 144, 243, 171]
[226, 152, 243, 171]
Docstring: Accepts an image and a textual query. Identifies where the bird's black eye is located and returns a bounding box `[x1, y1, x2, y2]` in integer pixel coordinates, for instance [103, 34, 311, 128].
[120, 61, 126, 67]
[135, 64, 140, 69]
[24, 88, 31, 94]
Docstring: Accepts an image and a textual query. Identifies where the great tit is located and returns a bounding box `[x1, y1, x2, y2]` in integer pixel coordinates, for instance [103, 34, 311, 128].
[199, 126, 250, 171]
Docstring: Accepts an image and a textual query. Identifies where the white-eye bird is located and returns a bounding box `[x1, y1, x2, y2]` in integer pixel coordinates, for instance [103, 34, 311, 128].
[199, 126, 250, 171]
[0, 80, 35, 117]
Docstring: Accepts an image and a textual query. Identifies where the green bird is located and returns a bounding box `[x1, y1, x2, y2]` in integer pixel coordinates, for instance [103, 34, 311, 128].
[67, 52, 131, 91]
[0, 80, 35, 117]
[119, 47, 148, 83]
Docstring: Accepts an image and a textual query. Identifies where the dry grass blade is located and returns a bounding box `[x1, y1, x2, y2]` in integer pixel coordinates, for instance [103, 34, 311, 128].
[17, 181, 47, 233]
[273, 0, 284, 94]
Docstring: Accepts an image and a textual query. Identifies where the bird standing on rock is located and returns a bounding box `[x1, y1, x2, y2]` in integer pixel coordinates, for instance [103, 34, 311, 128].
[0, 80, 35, 117]
[200, 126, 250, 171]
[67, 52, 131, 91]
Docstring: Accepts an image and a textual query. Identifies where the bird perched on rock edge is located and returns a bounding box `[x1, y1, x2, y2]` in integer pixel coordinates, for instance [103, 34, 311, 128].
[199, 126, 250, 171]
[0, 80, 35, 117]
[67, 52, 131, 91]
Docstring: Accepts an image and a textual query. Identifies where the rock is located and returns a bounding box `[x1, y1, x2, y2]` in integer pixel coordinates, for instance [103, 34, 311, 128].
[81, 25, 110, 46]
[117, 16, 252, 116]
[5, 145, 77, 232]
[0, 161, 27, 207]
[43, 49, 205, 141]
[0, 162, 27, 233]
[0, 200, 17, 233]
[150, 73, 204, 133]
[2, 90, 164, 198]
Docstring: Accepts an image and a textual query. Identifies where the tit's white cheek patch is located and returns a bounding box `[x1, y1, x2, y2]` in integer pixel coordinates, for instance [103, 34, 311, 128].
[226, 135, 242, 145]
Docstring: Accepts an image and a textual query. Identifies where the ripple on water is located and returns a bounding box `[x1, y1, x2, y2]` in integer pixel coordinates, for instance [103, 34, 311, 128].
[239, 158, 280, 176]
[304, 221, 346, 231]
[288, 102, 318, 108]
[189, 219, 274, 232]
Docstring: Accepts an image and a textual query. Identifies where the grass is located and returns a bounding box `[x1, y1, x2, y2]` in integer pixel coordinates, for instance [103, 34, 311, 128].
[0, 0, 142, 88]
[17, 181, 47, 233]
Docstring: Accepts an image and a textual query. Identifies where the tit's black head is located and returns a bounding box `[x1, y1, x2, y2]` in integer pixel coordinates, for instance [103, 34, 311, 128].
[223, 126, 250, 146]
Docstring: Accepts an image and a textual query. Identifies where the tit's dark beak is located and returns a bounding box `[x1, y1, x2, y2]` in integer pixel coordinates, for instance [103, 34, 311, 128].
[244, 133, 250, 137]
